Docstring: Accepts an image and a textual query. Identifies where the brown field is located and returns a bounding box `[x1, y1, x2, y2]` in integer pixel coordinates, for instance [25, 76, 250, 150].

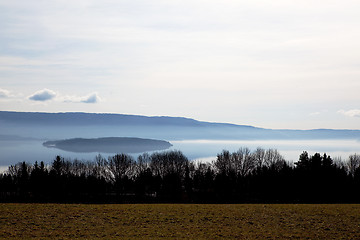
[0, 204, 359, 239]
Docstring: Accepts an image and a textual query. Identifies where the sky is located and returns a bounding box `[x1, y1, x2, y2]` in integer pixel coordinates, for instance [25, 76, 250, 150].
[0, 0, 360, 130]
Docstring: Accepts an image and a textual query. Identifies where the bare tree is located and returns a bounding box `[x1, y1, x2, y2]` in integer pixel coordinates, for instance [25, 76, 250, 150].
[233, 147, 255, 177]
[94, 154, 111, 181]
[264, 149, 286, 170]
[214, 148, 255, 177]
[214, 150, 232, 175]
[136, 153, 151, 175]
[333, 156, 345, 169]
[253, 147, 266, 168]
[108, 154, 135, 182]
[346, 154, 360, 177]
[150, 151, 188, 178]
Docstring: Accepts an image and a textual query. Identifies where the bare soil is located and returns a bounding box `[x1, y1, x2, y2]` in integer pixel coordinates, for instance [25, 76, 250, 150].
[0, 204, 359, 239]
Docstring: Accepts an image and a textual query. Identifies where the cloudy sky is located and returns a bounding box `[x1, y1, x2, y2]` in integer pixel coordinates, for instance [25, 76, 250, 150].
[1, 0, 360, 129]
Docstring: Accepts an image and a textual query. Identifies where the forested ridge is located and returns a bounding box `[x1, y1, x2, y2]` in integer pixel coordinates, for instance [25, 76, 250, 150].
[1, 148, 360, 203]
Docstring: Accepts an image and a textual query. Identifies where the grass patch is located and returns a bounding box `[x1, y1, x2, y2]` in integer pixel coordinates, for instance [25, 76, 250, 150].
[1, 204, 359, 239]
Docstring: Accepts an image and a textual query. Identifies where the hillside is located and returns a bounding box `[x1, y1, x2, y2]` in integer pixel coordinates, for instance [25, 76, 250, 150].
[0, 111, 360, 141]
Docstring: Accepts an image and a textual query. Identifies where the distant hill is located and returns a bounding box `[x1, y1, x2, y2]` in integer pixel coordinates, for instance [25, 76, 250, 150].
[43, 137, 172, 153]
[0, 111, 360, 141]
[0, 111, 207, 127]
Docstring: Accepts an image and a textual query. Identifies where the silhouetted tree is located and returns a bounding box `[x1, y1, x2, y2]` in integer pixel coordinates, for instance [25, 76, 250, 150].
[1, 149, 360, 203]
[347, 154, 360, 177]
[295, 151, 310, 170]
[149, 150, 189, 201]
[51, 155, 65, 176]
[108, 153, 135, 196]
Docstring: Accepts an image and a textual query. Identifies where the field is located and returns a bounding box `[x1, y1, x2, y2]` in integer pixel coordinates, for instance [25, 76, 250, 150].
[0, 204, 359, 239]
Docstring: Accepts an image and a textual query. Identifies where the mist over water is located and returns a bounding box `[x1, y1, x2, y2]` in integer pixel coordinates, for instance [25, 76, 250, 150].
[170, 139, 360, 162]
[1, 112, 360, 170]
[1, 139, 359, 170]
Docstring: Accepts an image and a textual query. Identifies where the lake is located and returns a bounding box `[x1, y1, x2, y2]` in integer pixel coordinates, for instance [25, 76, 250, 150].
[1, 138, 360, 172]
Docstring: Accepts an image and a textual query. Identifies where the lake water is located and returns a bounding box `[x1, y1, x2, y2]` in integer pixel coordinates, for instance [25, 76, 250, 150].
[1, 139, 360, 171]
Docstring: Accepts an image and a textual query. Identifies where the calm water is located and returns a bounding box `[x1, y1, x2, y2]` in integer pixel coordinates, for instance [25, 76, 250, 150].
[1, 139, 360, 171]
[170, 139, 360, 163]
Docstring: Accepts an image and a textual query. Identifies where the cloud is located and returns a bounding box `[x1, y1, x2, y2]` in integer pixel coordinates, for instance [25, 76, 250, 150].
[27, 89, 101, 104]
[0, 88, 12, 98]
[338, 109, 360, 118]
[81, 93, 101, 103]
[28, 89, 57, 101]
[63, 92, 101, 104]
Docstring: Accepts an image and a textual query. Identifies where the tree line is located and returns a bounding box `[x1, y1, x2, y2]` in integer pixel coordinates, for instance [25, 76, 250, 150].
[1, 148, 360, 203]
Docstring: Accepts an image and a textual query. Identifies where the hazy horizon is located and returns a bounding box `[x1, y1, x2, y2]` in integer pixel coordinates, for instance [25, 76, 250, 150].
[0, 111, 359, 168]
[1, 110, 360, 131]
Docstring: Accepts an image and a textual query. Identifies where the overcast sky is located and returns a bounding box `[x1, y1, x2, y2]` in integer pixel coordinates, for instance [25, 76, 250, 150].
[1, 0, 360, 129]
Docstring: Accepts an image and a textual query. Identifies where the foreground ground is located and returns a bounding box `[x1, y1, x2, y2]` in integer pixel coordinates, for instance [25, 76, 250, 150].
[0, 204, 359, 239]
